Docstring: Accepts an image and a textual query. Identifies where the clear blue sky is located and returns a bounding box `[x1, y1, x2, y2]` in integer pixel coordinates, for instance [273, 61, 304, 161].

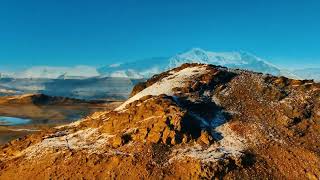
[0, 0, 320, 68]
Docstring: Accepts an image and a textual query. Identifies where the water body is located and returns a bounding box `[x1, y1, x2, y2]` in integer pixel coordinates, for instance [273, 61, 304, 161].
[0, 116, 58, 145]
[0, 116, 35, 144]
[0, 116, 31, 126]
[0, 101, 122, 144]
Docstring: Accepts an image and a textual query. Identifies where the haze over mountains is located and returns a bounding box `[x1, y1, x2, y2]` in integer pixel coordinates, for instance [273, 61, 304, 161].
[0, 77, 142, 100]
[294, 68, 320, 81]
[0, 48, 319, 100]
[1, 48, 318, 81]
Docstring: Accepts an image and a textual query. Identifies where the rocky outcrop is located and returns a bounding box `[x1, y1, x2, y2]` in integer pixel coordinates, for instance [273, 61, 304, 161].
[0, 63, 319, 179]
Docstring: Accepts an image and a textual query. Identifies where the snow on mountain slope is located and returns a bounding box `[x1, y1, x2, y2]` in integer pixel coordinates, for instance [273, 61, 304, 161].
[169, 48, 248, 66]
[169, 48, 282, 75]
[116, 65, 209, 110]
[108, 70, 144, 79]
[97, 57, 168, 79]
[99, 48, 296, 79]
[2, 48, 305, 80]
[293, 68, 320, 82]
[12, 66, 99, 79]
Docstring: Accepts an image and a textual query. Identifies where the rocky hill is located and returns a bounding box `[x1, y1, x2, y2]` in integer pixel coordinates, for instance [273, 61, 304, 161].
[0, 64, 319, 179]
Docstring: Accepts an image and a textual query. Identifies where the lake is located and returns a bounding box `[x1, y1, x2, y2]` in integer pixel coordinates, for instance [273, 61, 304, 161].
[0, 101, 122, 145]
[0, 116, 31, 126]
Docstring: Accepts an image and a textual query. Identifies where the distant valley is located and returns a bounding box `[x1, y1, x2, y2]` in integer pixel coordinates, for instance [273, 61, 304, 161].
[0, 77, 144, 100]
[0, 94, 122, 144]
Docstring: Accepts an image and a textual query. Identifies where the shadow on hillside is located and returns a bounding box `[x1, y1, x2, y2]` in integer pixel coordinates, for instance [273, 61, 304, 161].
[174, 96, 232, 141]
[171, 67, 237, 140]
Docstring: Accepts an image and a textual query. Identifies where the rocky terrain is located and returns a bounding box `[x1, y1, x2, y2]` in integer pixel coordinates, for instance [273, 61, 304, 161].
[0, 63, 319, 179]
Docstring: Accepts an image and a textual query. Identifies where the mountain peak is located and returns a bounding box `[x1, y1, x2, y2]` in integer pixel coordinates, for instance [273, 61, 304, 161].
[168, 49, 283, 76]
[188, 47, 207, 54]
[2, 49, 310, 80]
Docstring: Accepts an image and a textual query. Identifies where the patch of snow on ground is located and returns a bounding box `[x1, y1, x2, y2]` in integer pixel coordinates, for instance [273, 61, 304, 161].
[135, 115, 163, 124]
[104, 149, 133, 157]
[215, 123, 246, 154]
[55, 120, 83, 129]
[211, 95, 221, 106]
[56, 111, 109, 129]
[6, 93, 35, 100]
[0, 88, 19, 94]
[116, 65, 208, 111]
[169, 123, 246, 163]
[21, 128, 113, 159]
[8, 128, 41, 132]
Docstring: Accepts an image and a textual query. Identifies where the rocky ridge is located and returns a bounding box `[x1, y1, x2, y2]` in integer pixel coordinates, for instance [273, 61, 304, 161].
[0, 63, 319, 179]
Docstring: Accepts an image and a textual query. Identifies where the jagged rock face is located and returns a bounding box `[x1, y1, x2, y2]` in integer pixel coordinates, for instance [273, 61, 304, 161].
[0, 63, 320, 179]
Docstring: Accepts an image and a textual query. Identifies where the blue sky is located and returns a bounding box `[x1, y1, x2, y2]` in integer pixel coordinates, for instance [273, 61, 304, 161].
[0, 0, 320, 69]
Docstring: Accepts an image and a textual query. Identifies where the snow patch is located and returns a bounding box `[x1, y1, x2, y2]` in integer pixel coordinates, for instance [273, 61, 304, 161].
[8, 128, 41, 132]
[109, 63, 122, 68]
[12, 66, 99, 79]
[109, 69, 143, 79]
[169, 123, 246, 163]
[134, 115, 163, 124]
[21, 128, 113, 159]
[212, 95, 221, 106]
[55, 119, 83, 129]
[116, 65, 209, 110]
[0, 88, 19, 94]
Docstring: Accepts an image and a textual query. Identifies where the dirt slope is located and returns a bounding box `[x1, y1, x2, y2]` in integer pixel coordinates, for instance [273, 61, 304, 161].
[0, 63, 319, 179]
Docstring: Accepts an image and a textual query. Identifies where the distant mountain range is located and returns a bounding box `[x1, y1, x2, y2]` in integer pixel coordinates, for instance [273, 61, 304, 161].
[294, 68, 320, 81]
[1, 66, 99, 79]
[98, 48, 295, 79]
[1, 48, 319, 81]
[0, 77, 143, 100]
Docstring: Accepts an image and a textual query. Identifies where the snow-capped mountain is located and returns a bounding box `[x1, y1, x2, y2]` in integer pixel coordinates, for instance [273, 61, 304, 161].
[10, 66, 99, 79]
[293, 68, 320, 81]
[99, 48, 297, 79]
[169, 48, 285, 76]
[97, 57, 168, 79]
[2, 48, 308, 80]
